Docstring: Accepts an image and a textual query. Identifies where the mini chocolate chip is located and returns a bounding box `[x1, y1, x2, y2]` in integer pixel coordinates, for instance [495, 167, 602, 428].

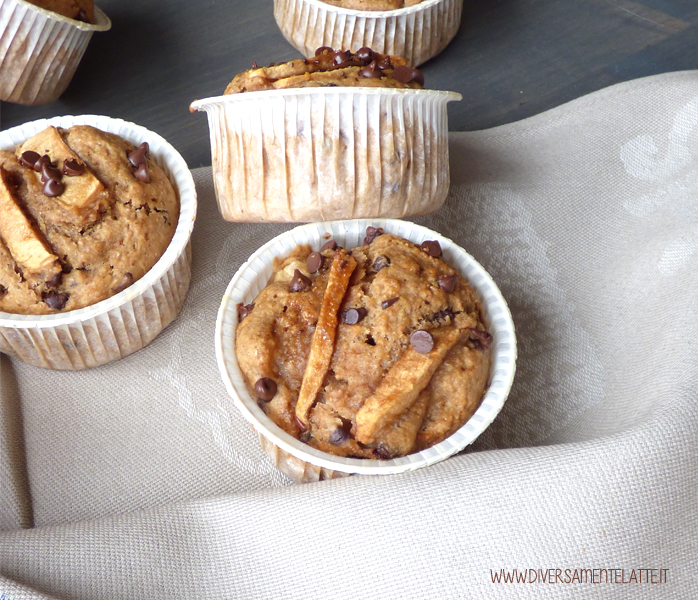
[468, 329, 493, 349]
[329, 418, 352, 445]
[18, 150, 40, 169]
[420, 240, 442, 258]
[410, 330, 434, 354]
[315, 46, 334, 56]
[289, 269, 312, 292]
[433, 307, 455, 322]
[437, 274, 457, 293]
[306, 252, 324, 274]
[373, 444, 393, 460]
[114, 272, 134, 293]
[356, 47, 374, 63]
[251, 61, 258, 69]
[255, 377, 277, 401]
[42, 178, 64, 197]
[134, 162, 150, 183]
[381, 297, 399, 309]
[46, 272, 62, 288]
[376, 55, 391, 70]
[320, 240, 337, 252]
[62, 158, 86, 176]
[365, 334, 376, 346]
[34, 154, 52, 173]
[342, 307, 367, 325]
[364, 226, 384, 245]
[393, 64, 416, 84]
[372, 255, 390, 271]
[41, 162, 62, 183]
[237, 302, 255, 321]
[411, 68, 425, 86]
[127, 142, 149, 167]
[42, 290, 69, 310]
[0, 284, 7, 296]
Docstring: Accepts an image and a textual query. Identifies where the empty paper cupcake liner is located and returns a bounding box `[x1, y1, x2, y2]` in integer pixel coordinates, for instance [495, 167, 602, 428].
[274, 0, 463, 67]
[191, 87, 461, 223]
[216, 219, 516, 482]
[0, 115, 197, 370]
[0, 0, 111, 105]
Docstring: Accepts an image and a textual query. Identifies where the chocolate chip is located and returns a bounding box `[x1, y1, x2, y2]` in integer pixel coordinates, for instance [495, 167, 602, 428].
[329, 418, 352, 445]
[134, 162, 150, 183]
[364, 226, 384, 245]
[333, 50, 349, 65]
[41, 162, 62, 183]
[18, 150, 40, 169]
[320, 240, 337, 252]
[255, 377, 277, 401]
[114, 272, 134, 293]
[0, 284, 7, 296]
[365, 334, 376, 346]
[361, 62, 383, 79]
[433, 307, 454, 322]
[75, 8, 89, 22]
[34, 154, 52, 173]
[411, 68, 425, 86]
[376, 55, 391, 70]
[410, 330, 434, 354]
[393, 64, 422, 84]
[315, 46, 334, 56]
[356, 47, 374, 63]
[42, 178, 64, 197]
[127, 142, 149, 168]
[468, 329, 493, 349]
[251, 61, 258, 69]
[237, 302, 255, 321]
[46, 272, 62, 288]
[373, 444, 393, 460]
[372, 255, 390, 272]
[42, 290, 69, 310]
[437, 274, 457, 293]
[381, 297, 399, 309]
[420, 240, 442, 258]
[342, 307, 367, 325]
[289, 269, 312, 292]
[62, 158, 86, 176]
[306, 252, 324, 274]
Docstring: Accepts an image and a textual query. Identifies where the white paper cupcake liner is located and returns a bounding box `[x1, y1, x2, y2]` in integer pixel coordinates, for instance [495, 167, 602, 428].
[0, 0, 111, 105]
[192, 87, 460, 223]
[216, 219, 516, 482]
[0, 115, 197, 370]
[274, 0, 463, 67]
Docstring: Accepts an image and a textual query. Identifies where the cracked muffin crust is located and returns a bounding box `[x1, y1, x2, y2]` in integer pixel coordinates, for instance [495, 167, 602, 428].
[0, 125, 179, 315]
[235, 228, 491, 460]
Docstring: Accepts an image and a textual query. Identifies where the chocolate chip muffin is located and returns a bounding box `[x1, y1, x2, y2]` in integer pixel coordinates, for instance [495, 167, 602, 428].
[318, 0, 425, 10]
[235, 228, 491, 460]
[224, 46, 425, 95]
[24, 0, 94, 22]
[0, 125, 179, 315]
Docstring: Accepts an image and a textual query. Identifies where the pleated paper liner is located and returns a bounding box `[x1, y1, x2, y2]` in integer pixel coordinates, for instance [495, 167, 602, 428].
[191, 87, 461, 223]
[274, 0, 463, 68]
[0, 115, 197, 370]
[0, 0, 111, 105]
[216, 219, 516, 483]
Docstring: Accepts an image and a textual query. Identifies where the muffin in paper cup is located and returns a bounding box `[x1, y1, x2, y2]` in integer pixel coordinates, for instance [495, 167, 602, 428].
[274, 0, 463, 68]
[191, 87, 460, 223]
[216, 219, 516, 483]
[0, 0, 111, 105]
[0, 115, 197, 370]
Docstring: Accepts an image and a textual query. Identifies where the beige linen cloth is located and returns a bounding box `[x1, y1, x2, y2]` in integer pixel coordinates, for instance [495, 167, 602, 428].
[1, 71, 697, 598]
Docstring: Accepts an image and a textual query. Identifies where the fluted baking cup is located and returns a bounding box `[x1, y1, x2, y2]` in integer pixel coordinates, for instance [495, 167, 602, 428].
[0, 115, 197, 370]
[274, 0, 462, 67]
[191, 87, 460, 223]
[0, 0, 111, 105]
[216, 219, 516, 482]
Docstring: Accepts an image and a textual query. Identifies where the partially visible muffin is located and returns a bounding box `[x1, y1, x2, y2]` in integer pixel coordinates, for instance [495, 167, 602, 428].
[24, 0, 94, 23]
[235, 228, 491, 459]
[0, 125, 179, 315]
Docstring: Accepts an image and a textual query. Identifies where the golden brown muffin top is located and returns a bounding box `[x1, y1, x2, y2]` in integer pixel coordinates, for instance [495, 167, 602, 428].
[318, 0, 426, 10]
[223, 47, 425, 94]
[0, 125, 179, 315]
[235, 229, 491, 460]
[24, 0, 94, 23]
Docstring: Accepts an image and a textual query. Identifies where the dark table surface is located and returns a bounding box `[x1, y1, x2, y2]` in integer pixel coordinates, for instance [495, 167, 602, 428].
[2, 0, 697, 168]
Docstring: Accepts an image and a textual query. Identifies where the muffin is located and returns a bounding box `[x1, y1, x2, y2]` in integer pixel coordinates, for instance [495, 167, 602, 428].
[273, 0, 463, 67]
[235, 228, 491, 459]
[0, 0, 110, 105]
[216, 219, 516, 482]
[191, 47, 460, 223]
[0, 115, 196, 370]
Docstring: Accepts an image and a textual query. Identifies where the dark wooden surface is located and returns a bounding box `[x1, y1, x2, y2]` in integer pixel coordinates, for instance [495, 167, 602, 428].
[2, 0, 697, 168]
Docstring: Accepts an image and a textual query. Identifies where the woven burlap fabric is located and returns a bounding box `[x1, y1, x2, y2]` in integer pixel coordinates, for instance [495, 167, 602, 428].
[0, 71, 697, 598]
